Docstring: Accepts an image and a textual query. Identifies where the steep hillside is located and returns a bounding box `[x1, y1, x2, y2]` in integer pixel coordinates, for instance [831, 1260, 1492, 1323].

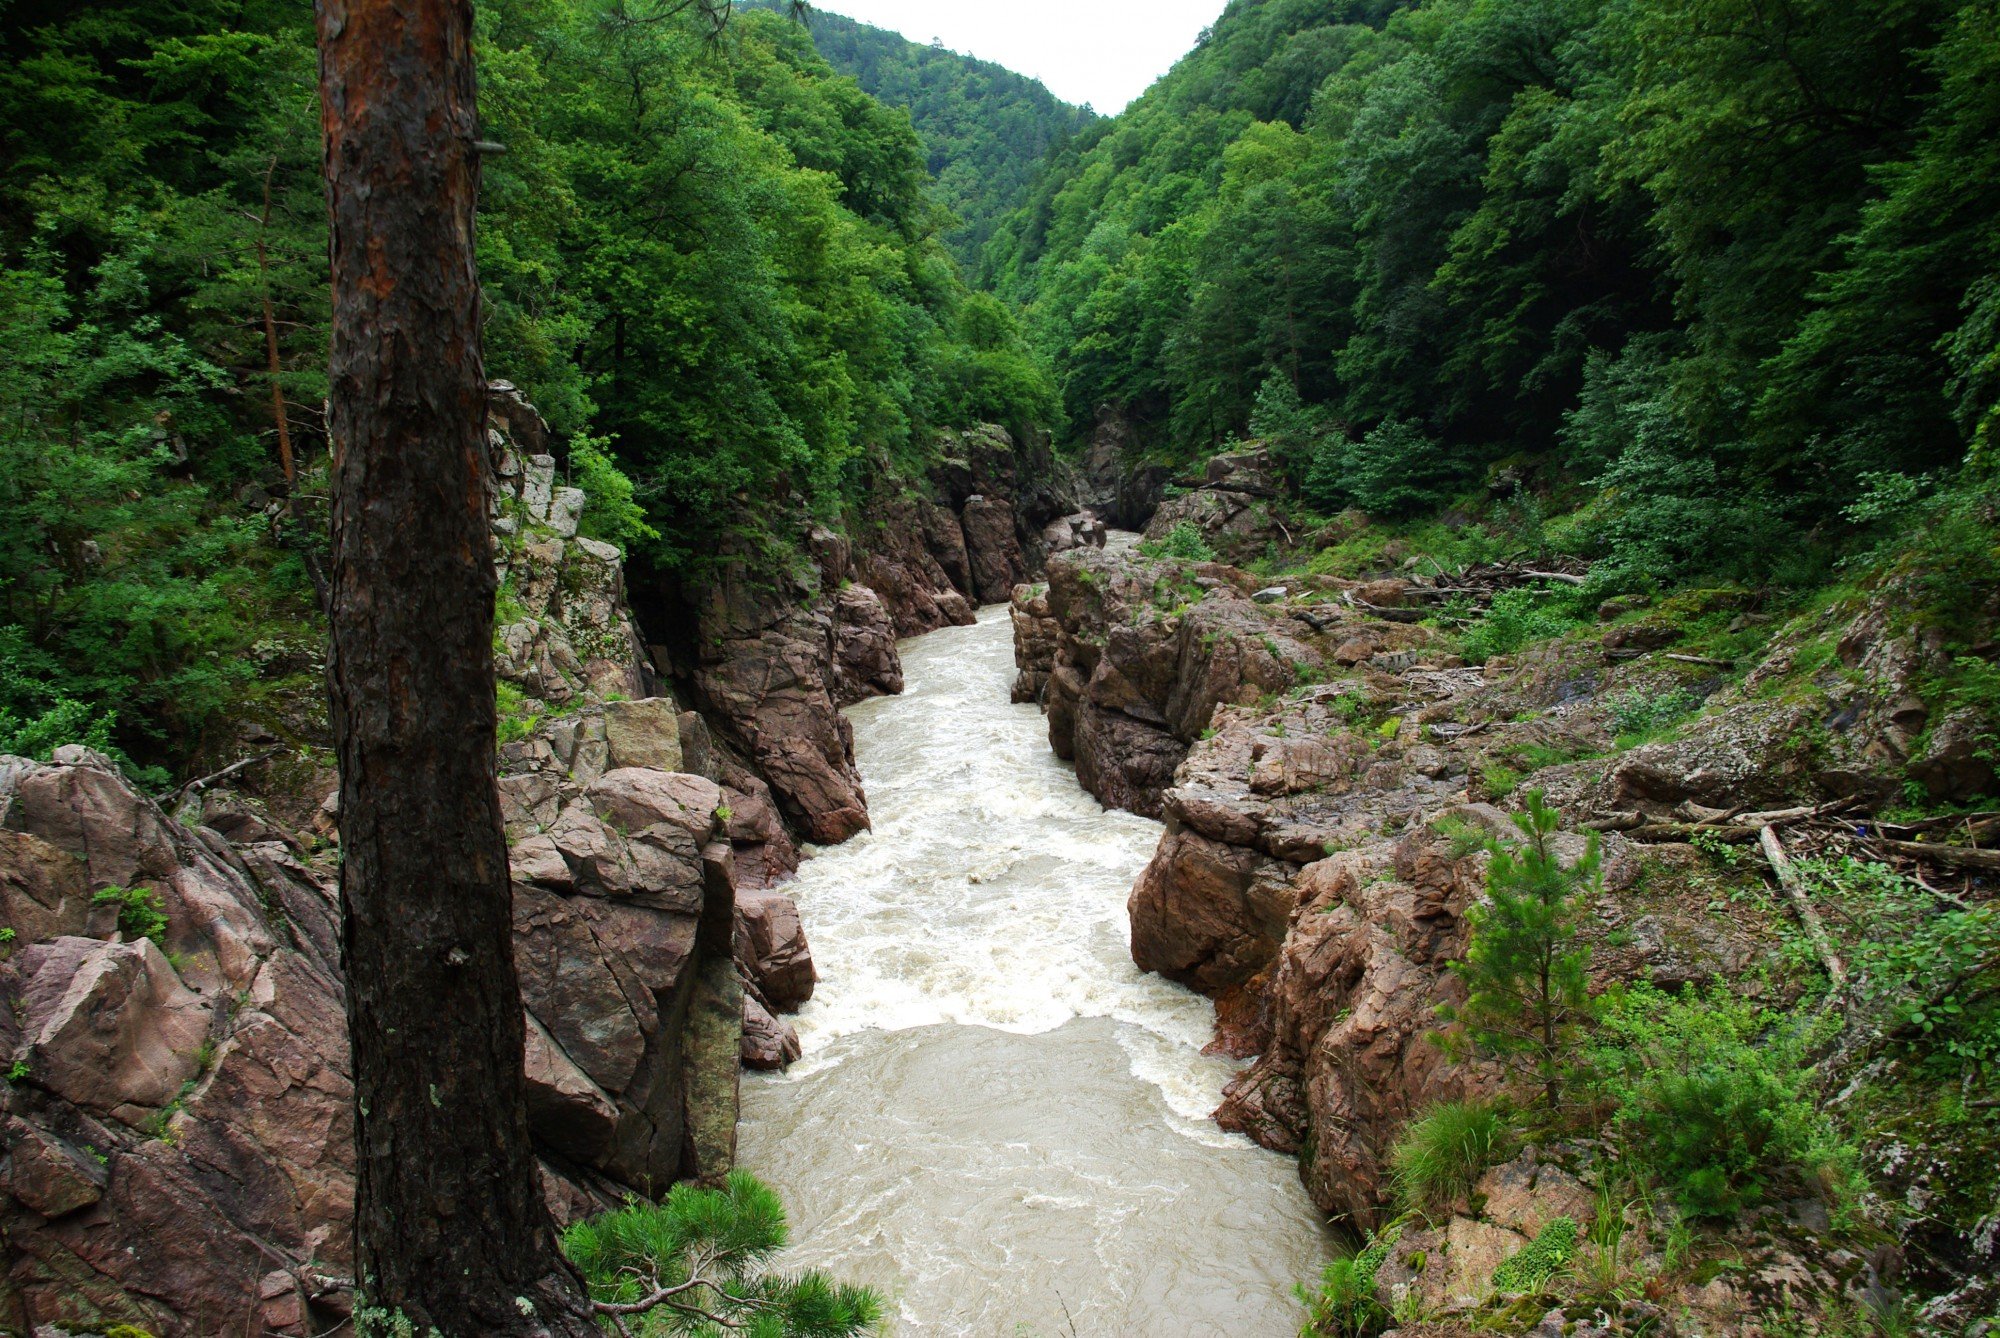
[986, 0, 1999, 589]
[0, 0, 1058, 782]
[752, 2, 1097, 265]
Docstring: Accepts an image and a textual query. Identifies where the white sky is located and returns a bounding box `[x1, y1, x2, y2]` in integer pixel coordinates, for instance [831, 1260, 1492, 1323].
[810, 0, 1228, 113]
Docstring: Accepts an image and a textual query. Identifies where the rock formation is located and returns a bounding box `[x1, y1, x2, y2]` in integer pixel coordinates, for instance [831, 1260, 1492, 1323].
[0, 387, 823, 1335]
[1016, 542, 1959, 1255]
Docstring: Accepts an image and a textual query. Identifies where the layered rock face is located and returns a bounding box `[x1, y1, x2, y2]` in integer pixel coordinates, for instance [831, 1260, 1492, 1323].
[0, 387, 819, 1336]
[1024, 547, 1440, 819]
[1140, 445, 1291, 564]
[1017, 545, 1944, 1240]
[670, 425, 1082, 853]
[1079, 405, 1168, 529]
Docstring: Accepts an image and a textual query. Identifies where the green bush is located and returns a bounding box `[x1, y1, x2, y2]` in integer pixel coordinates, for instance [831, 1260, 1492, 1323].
[1296, 1223, 1400, 1338]
[563, 1171, 880, 1336]
[1389, 1098, 1507, 1215]
[1590, 984, 1852, 1220]
[93, 885, 168, 946]
[1305, 419, 1467, 519]
[1140, 521, 1217, 563]
[1606, 686, 1702, 740]
[1462, 587, 1589, 663]
[1490, 1216, 1579, 1293]
[1448, 791, 1598, 1106]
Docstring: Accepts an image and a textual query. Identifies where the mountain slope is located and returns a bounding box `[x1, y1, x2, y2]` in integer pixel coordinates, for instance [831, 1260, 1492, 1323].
[755, 3, 1096, 266]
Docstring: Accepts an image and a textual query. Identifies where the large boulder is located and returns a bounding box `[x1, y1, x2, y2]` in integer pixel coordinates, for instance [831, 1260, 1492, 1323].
[961, 494, 1028, 605]
[13, 936, 210, 1128]
[735, 890, 815, 1012]
[0, 745, 747, 1335]
[831, 583, 904, 705]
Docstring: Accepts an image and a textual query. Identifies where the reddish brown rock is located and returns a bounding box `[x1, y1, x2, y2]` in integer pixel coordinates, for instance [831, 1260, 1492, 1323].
[6, 1123, 107, 1218]
[1127, 830, 1298, 994]
[831, 583, 904, 705]
[740, 991, 801, 1071]
[14, 936, 211, 1128]
[961, 494, 1028, 605]
[1010, 582, 1059, 703]
[0, 748, 743, 1335]
[735, 890, 816, 1012]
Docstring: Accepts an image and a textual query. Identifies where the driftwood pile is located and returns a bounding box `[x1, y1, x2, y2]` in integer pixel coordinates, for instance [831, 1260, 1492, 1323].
[1346, 559, 1592, 623]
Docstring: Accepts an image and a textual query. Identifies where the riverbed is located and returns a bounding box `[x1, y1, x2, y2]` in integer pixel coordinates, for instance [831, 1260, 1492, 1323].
[738, 588, 1329, 1335]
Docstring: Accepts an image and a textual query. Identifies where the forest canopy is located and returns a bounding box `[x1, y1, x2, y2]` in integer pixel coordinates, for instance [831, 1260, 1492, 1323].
[747, 1, 1098, 267]
[983, 0, 2000, 586]
[0, 0, 1054, 772]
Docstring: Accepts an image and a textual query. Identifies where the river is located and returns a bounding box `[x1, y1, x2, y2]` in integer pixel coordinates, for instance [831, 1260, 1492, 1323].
[737, 578, 1330, 1335]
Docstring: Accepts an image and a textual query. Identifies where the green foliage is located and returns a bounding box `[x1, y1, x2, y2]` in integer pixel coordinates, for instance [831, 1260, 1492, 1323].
[1461, 588, 1588, 663]
[0, 0, 1058, 777]
[93, 885, 168, 946]
[1810, 856, 2000, 1069]
[495, 683, 543, 748]
[568, 436, 657, 553]
[1297, 1222, 1401, 1338]
[562, 1171, 882, 1336]
[748, 2, 1096, 268]
[1389, 1098, 1507, 1215]
[1489, 1216, 1579, 1294]
[1140, 521, 1218, 563]
[1306, 419, 1467, 519]
[1252, 371, 1335, 488]
[1589, 984, 1854, 1220]
[1606, 686, 1702, 741]
[986, 0, 1997, 581]
[1448, 792, 1598, 1105]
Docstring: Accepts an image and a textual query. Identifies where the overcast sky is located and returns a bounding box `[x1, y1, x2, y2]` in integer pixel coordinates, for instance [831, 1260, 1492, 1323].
[810, 0, 1228, 113]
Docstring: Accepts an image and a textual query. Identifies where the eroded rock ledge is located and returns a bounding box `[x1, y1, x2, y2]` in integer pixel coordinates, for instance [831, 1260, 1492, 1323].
[1013, 539, 1964, 1256]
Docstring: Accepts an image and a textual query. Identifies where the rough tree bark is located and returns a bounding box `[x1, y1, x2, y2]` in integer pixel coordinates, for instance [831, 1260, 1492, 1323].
[316, 1, 595, 1331]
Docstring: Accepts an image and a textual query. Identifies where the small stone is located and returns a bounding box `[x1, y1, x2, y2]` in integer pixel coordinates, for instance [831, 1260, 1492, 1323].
[1252, 586, 1288, 604]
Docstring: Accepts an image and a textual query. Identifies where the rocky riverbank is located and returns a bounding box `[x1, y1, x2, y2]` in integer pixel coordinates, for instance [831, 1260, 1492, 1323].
[1012, 521, 1999, 1332]
[0, 387, 1089, 1335]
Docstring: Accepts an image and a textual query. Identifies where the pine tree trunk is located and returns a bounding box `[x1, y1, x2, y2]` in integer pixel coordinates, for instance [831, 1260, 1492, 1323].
[316, 1, 594, 1330]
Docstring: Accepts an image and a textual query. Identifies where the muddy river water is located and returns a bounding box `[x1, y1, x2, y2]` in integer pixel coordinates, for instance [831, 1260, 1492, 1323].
[738, 580, 1329, 1335]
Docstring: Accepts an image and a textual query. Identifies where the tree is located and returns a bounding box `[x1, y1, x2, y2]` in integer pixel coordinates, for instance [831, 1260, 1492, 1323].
[316, 1, 595, 1331]
[1447, 791, 1598, 1106]
[562, 1171, 882, 1336]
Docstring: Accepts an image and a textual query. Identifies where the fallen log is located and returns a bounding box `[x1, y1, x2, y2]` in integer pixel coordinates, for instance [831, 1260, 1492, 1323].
[170, 747, 282, 803]
[1761, 827, 1849, 989]
[1869, 837, 2000, 873]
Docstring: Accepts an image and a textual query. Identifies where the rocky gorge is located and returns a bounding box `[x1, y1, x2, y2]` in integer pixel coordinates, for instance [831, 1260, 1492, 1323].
[1011, 491, 2000, 1332]
[0, 388, 1095, 1335]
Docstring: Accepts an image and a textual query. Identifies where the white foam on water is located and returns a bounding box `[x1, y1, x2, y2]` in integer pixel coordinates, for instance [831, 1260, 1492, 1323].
[739, 595, 1329, 1333]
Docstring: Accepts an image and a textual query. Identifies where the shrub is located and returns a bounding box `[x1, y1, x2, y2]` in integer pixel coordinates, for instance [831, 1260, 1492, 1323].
[93, 885, 168, 946]
[562, 1171, 881, 1336]
[1140, 521, 1217, 563]
[1250, 370, 1335, 488]
[1305, 419, 1467, 518]
[1297, 1223, 1401, 1338]
[1590, 984, 1853, 1220]
[1490, 1216, 1579, 1293]
[1462, 587, 1589, 662]
[1389, 1098, 1507, 1215]
[1606, 686, 1701, 740]
[1447, 792, 1598, 1106]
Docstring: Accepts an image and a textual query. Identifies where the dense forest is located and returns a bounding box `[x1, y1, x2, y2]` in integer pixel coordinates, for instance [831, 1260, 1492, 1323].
[0, 0, 1054, 778]
[748, 0, 1097, 266]
[985, 0, 2000, 590]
